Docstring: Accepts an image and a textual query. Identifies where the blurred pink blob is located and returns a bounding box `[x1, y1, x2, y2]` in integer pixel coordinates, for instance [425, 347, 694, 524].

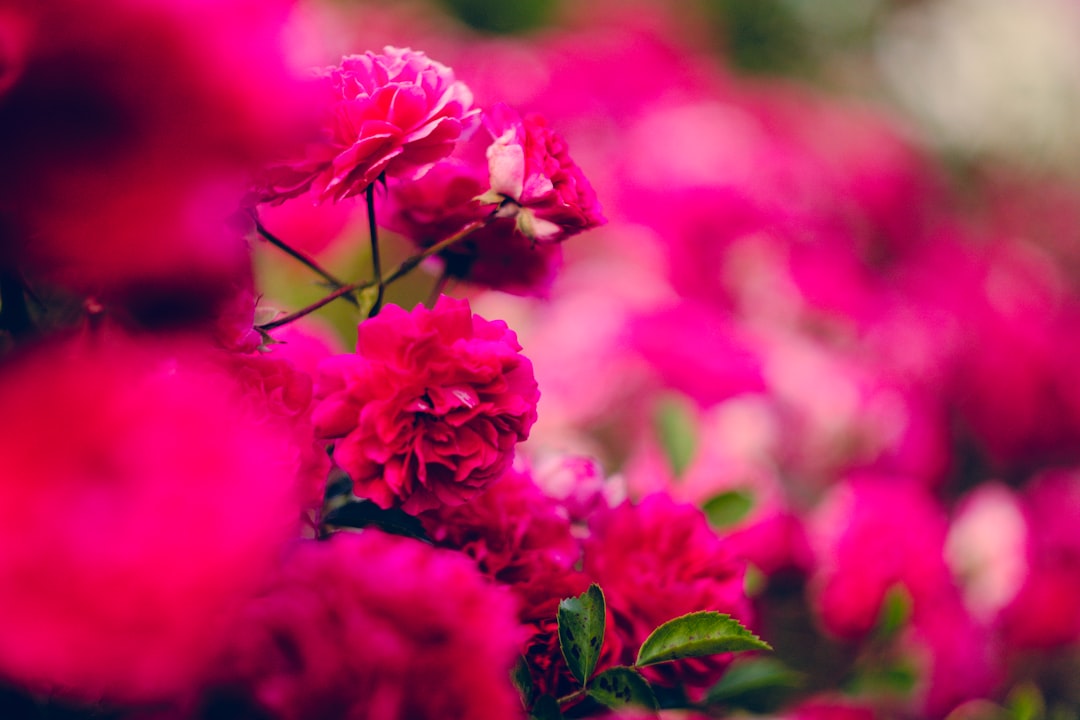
[0, 332, 302, 701]
[200, 531, 524, 720]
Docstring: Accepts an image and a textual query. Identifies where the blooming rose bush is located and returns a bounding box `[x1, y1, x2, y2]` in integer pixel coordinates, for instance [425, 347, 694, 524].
[312, 295, 539, 513]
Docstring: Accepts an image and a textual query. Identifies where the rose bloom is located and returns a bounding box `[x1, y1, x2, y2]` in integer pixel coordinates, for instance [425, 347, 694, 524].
[419, 464, 581, 616]
[258, 46, 477, 204]
[193, 531, 525, 720]
[0, 332, 302, 702]
[224, 352, 330, 511]
[583, 494, 752, 695]
[380, 155, 563, 297]
[313, 295, 539, 514]
[484, 102, 606, 242]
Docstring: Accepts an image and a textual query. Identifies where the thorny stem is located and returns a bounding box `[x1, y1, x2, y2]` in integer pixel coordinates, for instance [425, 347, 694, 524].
[249, 208, 359, 308]
[365, 184, 384, 317]
[257, 214, 493, 332]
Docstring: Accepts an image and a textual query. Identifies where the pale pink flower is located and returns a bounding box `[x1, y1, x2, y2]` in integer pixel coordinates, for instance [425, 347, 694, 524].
[259, 46, 477, 204]
[313, 295, 539, 514]
[0, 333, 301, 702]
[483, 102, 606, 242]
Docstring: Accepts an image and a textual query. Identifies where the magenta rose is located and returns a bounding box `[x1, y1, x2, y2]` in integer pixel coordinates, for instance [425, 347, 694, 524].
[420, 464, 581, 616]
[380, 156, 563, 297]
[483, 102, 606, 242]
[313, 295, 539, 514]
[259, 46, 477, 204]
[198, 531, 524, 720]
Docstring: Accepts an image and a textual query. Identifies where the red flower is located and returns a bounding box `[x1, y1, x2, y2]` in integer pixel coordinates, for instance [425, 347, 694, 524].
[313, 295, 539, 514]
[258, 47, 477, 204]
[200, 531, 525, 720]
[419, 464, 581, 617]
[483, 102, 606, 242]
[380, 156, 563, 297]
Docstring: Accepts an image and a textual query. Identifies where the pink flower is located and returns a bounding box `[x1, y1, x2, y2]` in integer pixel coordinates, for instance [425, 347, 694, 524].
[313, 295, 539, 514]
[198, 531, 525, 720]
[224, 352, 330, 511]
[259, 47, 477, 204]
[380, 156, 563, 297]
[0, 333, 302, 702]
[419, 464, 581, 617]
[583, 495, 752, 695]
[483, 102, 606, 242]
[998, 469, 1080, 648]
[808, 476, 957, 640]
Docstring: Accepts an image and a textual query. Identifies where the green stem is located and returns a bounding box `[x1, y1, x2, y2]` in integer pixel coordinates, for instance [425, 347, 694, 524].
[250, 209, 358, 308]
[257, 214, 493, 332]
[555, 688, 588, 707]
[365, 184, 384, 317]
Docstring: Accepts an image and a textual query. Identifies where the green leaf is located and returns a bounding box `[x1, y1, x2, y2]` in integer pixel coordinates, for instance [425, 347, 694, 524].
[702, 490, 755, 529]
[557, 584, 606, 685]
[635, 612, 771, 667]
[321, 499, 431, 543]
[356, 285, 380, 320]
[873, 584, 912, 641]
[529, 694, 564, 720]
[1007, 682, 1045, 720]
[706, 657, 803, 704]
[652, 392, 698, 478]
[587, 667, 658, 711]
[511, 655, 535, 709]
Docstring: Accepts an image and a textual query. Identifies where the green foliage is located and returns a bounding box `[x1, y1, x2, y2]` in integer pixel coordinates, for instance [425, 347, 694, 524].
[706, 657, 802, 712]
[702, 489, 755, 528]
[588, 667, 658, 711]
[558, 584, 606, 685]
[436, 0, 555, 35]
[636, 611, 771, 667]
[652, 392, 698, 479]
[873, 584, 912, 641]
[320, 499, 431, 542]
[512, 655, 535, 709]
[530, 694, 564, 720]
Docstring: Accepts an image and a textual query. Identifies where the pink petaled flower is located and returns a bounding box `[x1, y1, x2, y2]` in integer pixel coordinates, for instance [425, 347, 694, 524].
[313, 295, 539, 514]
[198, 531, 525, 720]
[380, 157, 563, 297]
[259, 46, 477, 204]
[0, 333, 302, 702]
[419, 464, 581, 618]
[583, 495, 752, 696]
[224, 353, 330, 511]
[483, 102, 606, 242]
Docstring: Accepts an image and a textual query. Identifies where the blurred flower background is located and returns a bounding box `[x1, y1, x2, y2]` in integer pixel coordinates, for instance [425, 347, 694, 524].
[2, 0, 1080, 717]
